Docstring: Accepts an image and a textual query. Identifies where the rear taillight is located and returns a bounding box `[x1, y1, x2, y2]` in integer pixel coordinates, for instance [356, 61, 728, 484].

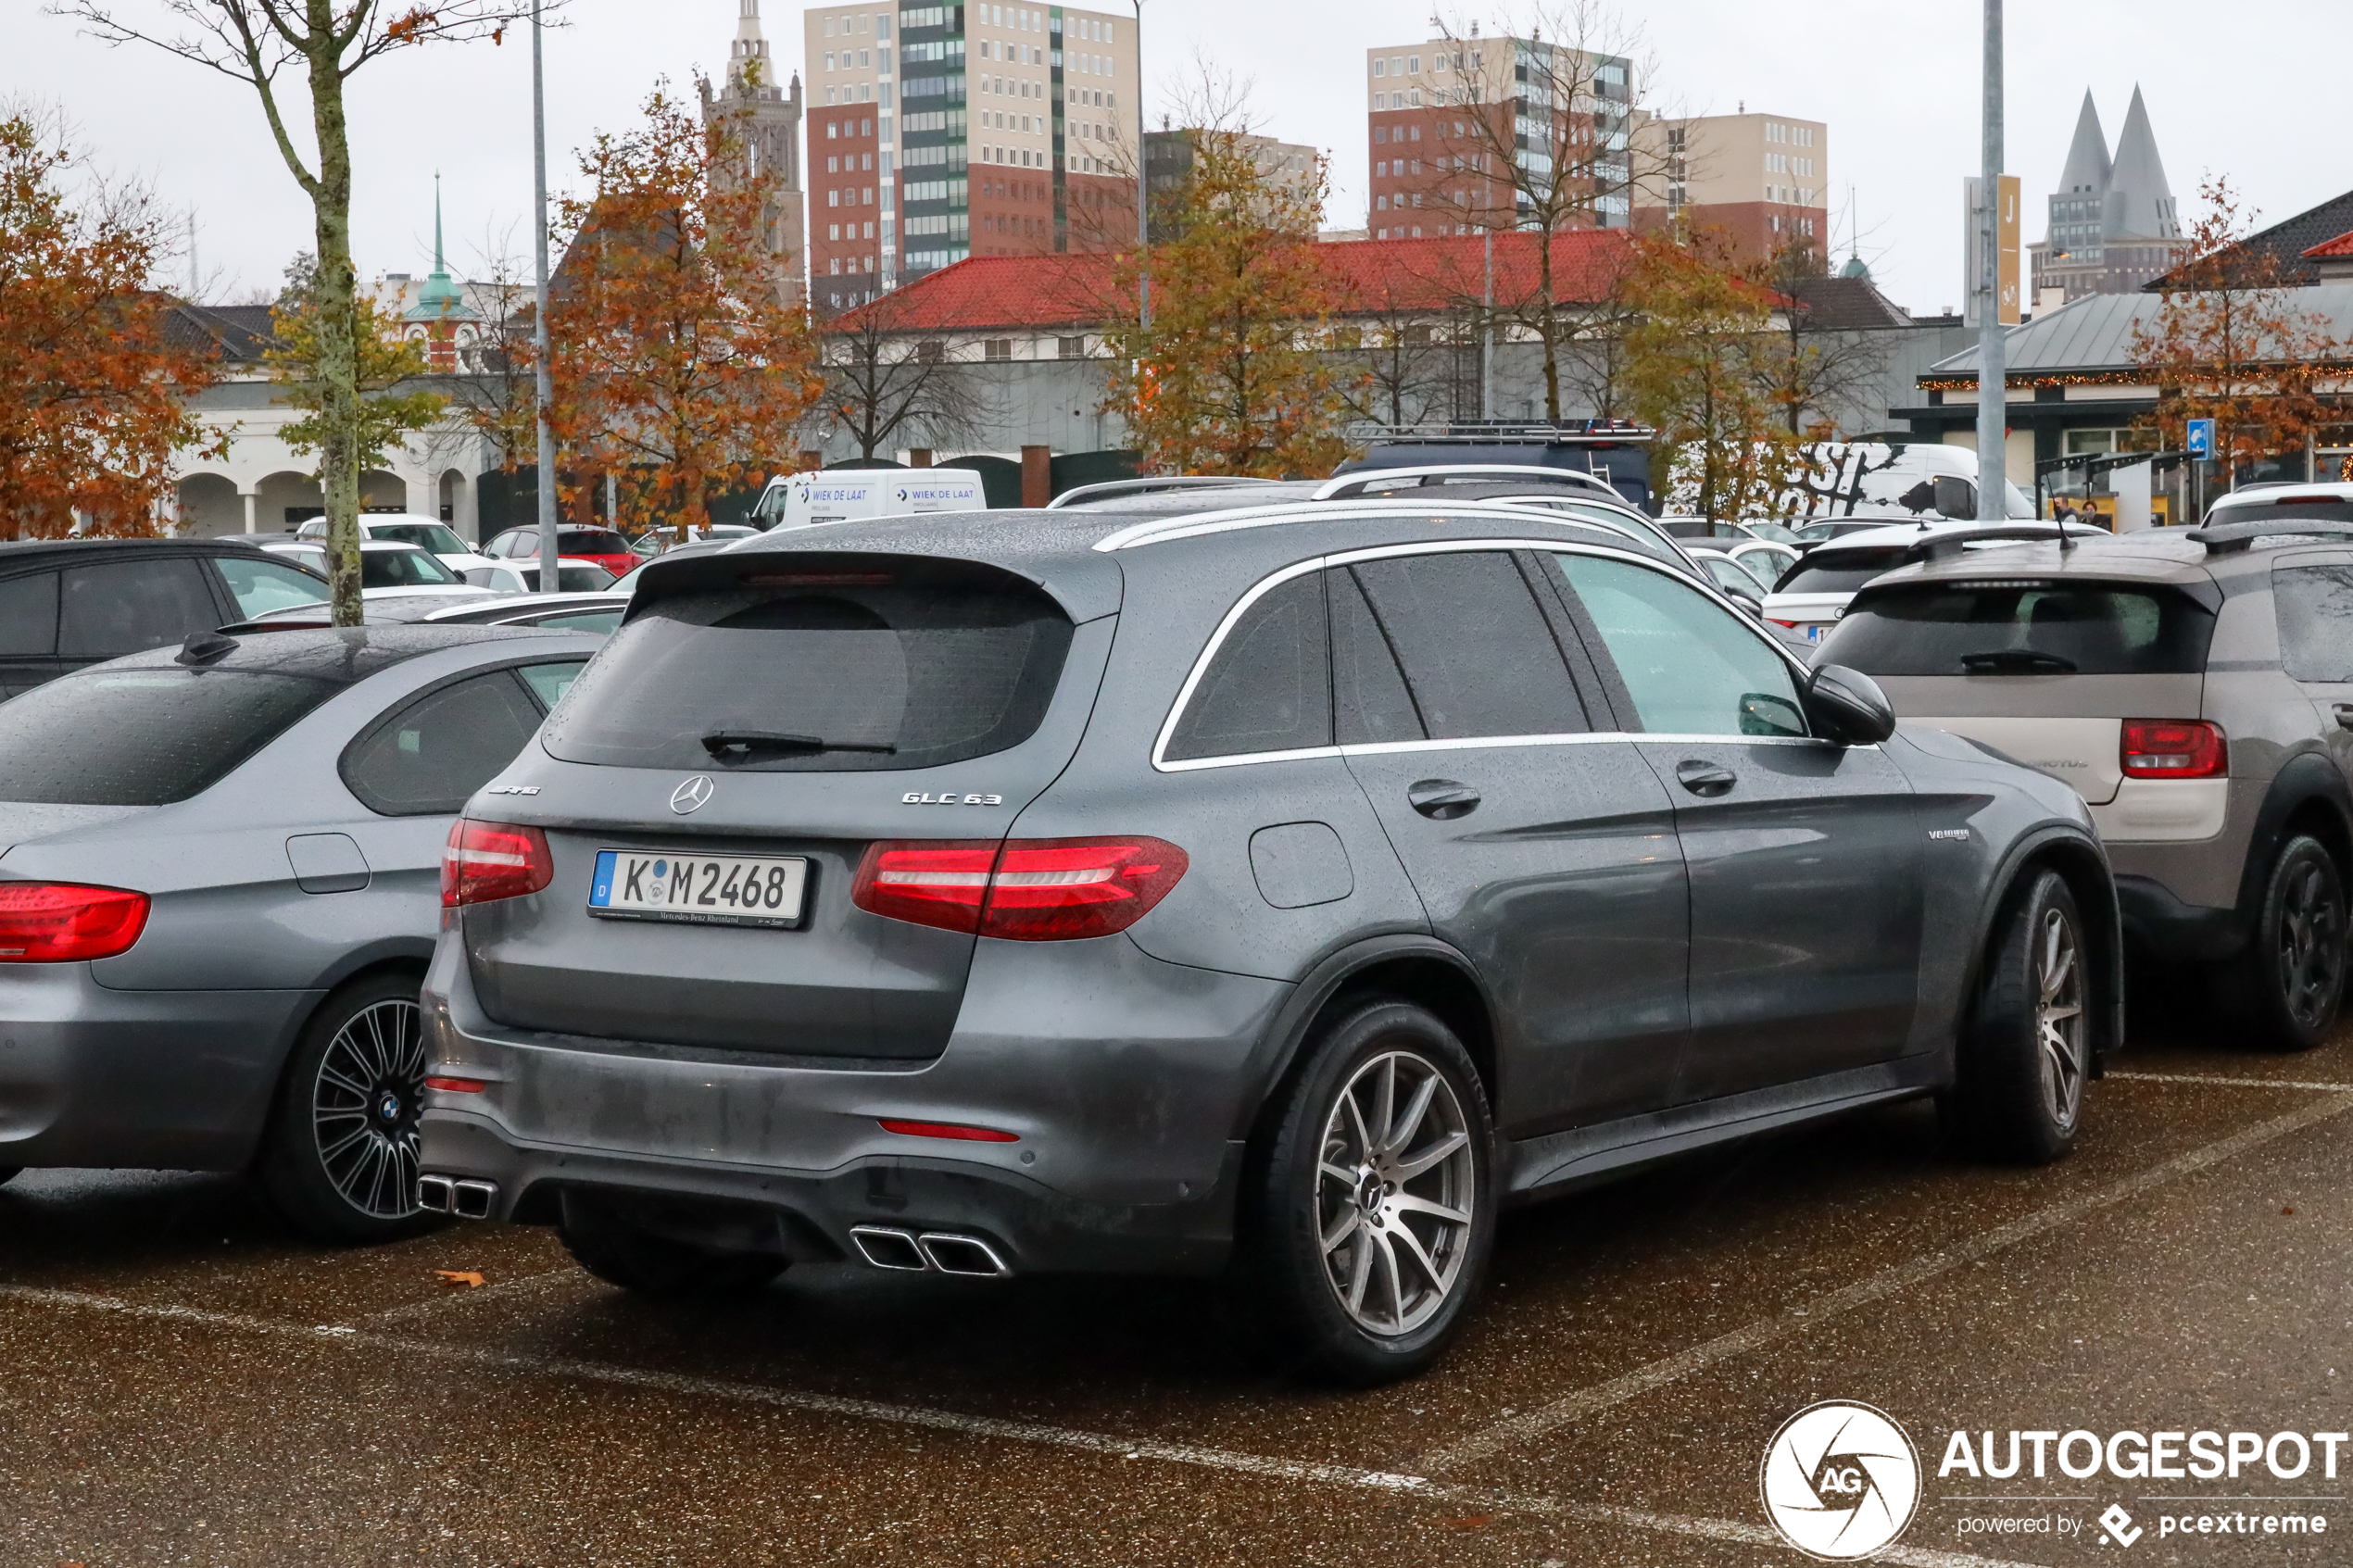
[0, 882, 149, 962]
[2122, 720, 2228, 780]
[442, 820, 554, 907]
[852, 836, 1189, 941]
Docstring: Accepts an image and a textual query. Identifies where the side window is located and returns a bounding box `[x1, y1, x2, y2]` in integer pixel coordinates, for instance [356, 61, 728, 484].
[1552, 553, 1806, 737]
[0, 572, 59, 656]
[2273, 564, 2353, 682]
[58, 558, 222, 658]
[341, 671, 547, 815]
[1164, 571, 1332, 761]
[1349, 551, 1589, 739]
[1328, 567, 1424, 744]
[517, 659, 588, 709]
[213, 555, 327, 619]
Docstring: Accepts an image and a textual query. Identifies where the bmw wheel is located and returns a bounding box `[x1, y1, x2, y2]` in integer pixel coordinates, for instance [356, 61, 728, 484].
[259, 971, 436, 1244]
[1244, 998, 1493, 1385]
[1947, 870, 2090, 1165]
[2234, 834, 2347, 1052]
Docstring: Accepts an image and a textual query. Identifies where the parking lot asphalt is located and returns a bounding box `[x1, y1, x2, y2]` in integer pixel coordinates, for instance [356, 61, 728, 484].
[4, 1002, 2349, 1567]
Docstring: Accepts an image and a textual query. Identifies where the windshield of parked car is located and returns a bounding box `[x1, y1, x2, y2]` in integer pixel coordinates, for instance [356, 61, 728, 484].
[370, 521, 468, 556]
[0, 668, 335, 805]
[542, 571, 1075, 771]
[361, 548, 459, 588]
[1821, 583, 2218, 676]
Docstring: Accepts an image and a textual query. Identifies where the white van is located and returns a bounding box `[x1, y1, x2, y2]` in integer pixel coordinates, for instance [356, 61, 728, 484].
[1779, 442, 2034, 525]
[752, 468, 987, 531]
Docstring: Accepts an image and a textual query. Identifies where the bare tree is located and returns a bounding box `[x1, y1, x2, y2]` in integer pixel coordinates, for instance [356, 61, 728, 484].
[814, 291, 989, 463]
[1747, 232, 1893, 436]
[53, 0, 542, 622]
[1416, 4, 1670, 420]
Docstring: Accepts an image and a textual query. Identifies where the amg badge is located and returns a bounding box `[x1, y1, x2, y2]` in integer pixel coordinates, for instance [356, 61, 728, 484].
[904, 792, 1005, 806]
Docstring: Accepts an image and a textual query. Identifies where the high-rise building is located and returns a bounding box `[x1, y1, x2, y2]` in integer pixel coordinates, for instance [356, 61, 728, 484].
[1362, 31, 1632, 241]
[1629, 110, 1828, 258]
[700, 1, 805, 299]
[2029, 87, 2185, 302]
[804, 1, 1139, 313]
[1143, 130, 1320, 239]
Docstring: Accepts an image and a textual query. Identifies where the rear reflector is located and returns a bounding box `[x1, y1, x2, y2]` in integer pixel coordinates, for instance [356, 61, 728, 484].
[0, 882, 150, 962]
[442, 820, 555, 907]
[877, 1118, 1020, 1143]
[423, 1076, 488, 1093]
[852, 836, 1189, 940]
[2122, 719, 2227, 780]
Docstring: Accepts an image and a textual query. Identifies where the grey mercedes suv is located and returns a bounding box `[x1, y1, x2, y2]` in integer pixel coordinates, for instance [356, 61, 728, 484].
[420, 499, 2120, 1382]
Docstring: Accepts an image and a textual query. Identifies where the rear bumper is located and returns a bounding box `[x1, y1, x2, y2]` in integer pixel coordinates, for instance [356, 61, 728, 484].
[418, 930, 1292, 1276]
[0, 964, 316, 1169]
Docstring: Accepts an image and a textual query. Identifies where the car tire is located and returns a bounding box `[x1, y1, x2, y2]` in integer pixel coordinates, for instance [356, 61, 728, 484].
[2231, 834, 2347, 1052]
[1946, 870, 2091, 1165]
[1240, 997, 1494, 1386]
[258, 971, 438, 1245]
[556, 1193, 787, 1298]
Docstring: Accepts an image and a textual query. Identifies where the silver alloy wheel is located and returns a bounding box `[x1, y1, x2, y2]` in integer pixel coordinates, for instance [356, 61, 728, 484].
[312, 997, 424, 1219]
[2276, 858, 2345, 1029]
[2036, 906, 2087, 1133]
[1315, 1049, 1477, 1336]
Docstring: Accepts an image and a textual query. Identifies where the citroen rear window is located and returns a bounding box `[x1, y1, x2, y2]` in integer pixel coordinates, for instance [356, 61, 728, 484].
[1821, 582, 2216, 676]
[0, 668, 333, 805]
[1774, 547, 1913, 595]
[542, 571, 1074, 771]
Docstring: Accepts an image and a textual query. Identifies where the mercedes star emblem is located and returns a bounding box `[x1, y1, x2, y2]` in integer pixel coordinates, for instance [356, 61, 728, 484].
[670, 775, 716, 815]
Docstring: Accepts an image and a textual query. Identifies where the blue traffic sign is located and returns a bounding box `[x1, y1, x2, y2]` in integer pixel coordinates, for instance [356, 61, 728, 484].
[2185, 418, 2215, 459]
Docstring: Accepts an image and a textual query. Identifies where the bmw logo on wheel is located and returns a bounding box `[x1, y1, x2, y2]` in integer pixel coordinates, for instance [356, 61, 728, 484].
[670, 775, 716, 815]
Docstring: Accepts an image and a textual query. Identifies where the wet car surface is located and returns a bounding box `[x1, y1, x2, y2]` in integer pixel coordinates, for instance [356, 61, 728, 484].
[1, 1000, 2346, 1566]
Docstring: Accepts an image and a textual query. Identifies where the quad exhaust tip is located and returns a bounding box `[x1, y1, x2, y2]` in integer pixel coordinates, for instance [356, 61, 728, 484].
[418, 1174, 497, 1220]
[848, 1224, 1012, 1277]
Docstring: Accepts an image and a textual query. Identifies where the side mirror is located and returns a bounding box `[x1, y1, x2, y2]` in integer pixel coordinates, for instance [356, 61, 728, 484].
[1805, 663, 1897, 746]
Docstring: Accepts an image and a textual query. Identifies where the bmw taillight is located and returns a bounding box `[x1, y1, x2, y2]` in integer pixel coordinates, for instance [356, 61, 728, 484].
[442, 820, 554, 907]
[0, 882, 150, 962]
[2121, 720, 2228, 780]
[851, 837, 1189, 941]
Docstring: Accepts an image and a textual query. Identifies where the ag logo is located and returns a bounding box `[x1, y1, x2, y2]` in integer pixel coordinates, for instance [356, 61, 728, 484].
[1760, 1400, 1920, 1560]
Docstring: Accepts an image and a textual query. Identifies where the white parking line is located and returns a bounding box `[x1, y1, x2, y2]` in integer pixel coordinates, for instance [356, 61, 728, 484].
[1423, 1089, 2353, 1474]
[0, 1282, 2039, 1568]
[346, 1266, 583, 1326]
[2108, 1070, 2353, 1092]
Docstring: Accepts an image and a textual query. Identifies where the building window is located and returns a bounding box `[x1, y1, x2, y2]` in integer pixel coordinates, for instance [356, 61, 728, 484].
[1058, 335, 1086, 358]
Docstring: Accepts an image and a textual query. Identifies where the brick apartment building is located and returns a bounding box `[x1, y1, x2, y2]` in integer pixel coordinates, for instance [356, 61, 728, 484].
[1629, 109, 1828, 259]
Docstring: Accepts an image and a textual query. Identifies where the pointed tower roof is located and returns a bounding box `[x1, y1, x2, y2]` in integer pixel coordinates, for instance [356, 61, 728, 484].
[2103, 85, 2178, 240]
[728, 0, 772, 91]
[2056, 91, 2110, 196]
[405, 175, 479, 325]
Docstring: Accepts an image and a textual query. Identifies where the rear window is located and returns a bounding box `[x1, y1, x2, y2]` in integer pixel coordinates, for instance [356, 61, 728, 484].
[560, 529, 630, 554]
[1775, 547, 1911, 595]
[1821, 582, 2217, 676]
[370, 521, 467, 555]
[543, 574, 1074, 771]
[0, 669, 333, 805]
[362, 550, 459, 587]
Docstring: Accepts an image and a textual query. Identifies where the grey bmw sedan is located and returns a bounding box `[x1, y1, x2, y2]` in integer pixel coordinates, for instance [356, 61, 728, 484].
[0, 624, 599, 1241]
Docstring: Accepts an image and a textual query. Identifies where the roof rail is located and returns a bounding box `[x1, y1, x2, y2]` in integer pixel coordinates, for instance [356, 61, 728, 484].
[2188, 517, 2353, 554]
[1089, 498, 1665, 554]
[1312, 464, 1619, 501]
[1908, 522, 2105, 561]
[1045, 476, 1279, 509]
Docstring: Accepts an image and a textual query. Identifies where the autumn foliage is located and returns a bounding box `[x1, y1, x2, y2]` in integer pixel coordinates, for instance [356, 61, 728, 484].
[1101, 128, 1358, 478]
[268, 255, 447, 473]
[0, 112, 218, 539]
[546, 83, 824, 531]
[1620, 231, 1793, 520]
[2132, 174, 2346, 475]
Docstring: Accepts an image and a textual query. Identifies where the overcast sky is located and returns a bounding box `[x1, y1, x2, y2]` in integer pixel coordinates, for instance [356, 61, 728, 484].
[16, 0, 2346, 315]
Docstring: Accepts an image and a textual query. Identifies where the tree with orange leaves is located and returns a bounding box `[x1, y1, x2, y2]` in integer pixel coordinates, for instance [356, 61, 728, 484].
[1100, 122, 1356, 477]
[2132, 174, 2345, 485]
[546, 82, 824, 532]
[0, 109, 219, 539]
[1620, 231, 1793, 521]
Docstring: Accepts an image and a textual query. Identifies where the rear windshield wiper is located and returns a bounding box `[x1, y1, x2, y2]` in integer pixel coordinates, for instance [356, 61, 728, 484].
[1958, 648, 2078, 674]
[700, 731, 898, 759]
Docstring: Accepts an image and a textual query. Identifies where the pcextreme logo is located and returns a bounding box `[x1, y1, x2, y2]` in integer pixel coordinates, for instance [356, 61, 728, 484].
[1760, 1400, 1922, 1560]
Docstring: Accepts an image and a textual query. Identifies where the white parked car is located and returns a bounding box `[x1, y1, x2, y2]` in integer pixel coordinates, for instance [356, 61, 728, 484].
[293, 513, 498, 576]
[1762, 521, 2101, 646]
[252, 538, 500, 605]
[461, 560, 618, 594]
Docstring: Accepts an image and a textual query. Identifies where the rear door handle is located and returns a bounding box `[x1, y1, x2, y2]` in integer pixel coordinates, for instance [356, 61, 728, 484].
[2334, 703, 2353, 732]
[1406, 779, 1481, 820]
[1675, 759, 1738, 797]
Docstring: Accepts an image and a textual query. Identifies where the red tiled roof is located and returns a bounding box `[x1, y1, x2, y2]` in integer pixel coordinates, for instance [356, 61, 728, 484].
[2303, 229, 2353, 259]
[837, 229, 1642, 333]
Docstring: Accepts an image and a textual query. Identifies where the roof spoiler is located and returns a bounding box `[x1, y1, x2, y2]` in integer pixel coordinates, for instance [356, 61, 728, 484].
[2188, 518, 2353, 554]
[1907, 523, 2101, 562]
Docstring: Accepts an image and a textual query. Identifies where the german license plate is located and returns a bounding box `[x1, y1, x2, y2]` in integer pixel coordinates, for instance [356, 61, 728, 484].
[588, 850, 808, 928]
[1805, 624, 1827, 641]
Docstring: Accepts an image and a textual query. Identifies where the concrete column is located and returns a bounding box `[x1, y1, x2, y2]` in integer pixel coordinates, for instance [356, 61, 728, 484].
[242, 492, 258, 533]
[1021, 445, 1051, 508]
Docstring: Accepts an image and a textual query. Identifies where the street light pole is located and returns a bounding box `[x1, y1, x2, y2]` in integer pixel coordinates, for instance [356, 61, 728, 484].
[1975, 0, 2005, 521]
[1131, 0, 1147, 332]
[533, 0, 560, 593]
